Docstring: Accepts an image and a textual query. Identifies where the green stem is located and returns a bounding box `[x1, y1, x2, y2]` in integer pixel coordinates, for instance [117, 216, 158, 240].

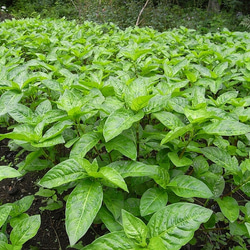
[136, 122, 140, 161]
[94, 146, 103, 161]
[179, 130, 194, 159]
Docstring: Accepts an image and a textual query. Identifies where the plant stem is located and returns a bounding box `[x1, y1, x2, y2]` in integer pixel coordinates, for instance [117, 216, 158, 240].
[94, 146, 103, 161]
[136, 122, 140, 161]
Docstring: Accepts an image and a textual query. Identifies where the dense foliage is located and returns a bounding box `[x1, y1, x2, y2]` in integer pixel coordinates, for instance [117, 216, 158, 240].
[0, 18, 250, 249]
[1, 0, 250, 32]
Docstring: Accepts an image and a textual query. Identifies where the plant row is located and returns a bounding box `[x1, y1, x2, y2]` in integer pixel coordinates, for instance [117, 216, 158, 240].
[0, 18, 250, 249]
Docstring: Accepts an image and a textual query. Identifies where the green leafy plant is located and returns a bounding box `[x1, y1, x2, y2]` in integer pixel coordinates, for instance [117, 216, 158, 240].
[0, 18, 250, 249]
[0, 195, 41, 249]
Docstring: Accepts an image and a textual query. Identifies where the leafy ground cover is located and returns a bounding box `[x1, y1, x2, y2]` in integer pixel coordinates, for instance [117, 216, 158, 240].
[0, 18, 250, 249]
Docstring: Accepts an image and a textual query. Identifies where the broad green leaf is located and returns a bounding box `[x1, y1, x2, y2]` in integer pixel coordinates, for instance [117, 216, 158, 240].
[0, 232, 7, 243]
[99, 167, 128, 192]
[167, 175, 213, 198]
[31, 134, 65, 148]
[185, 70, 198, 83]
[41, 79, 63, 92]
[193, 155, 209, 175]
[39, 159, 88, 188]
[98, 207, 123, 232]
[35, 99, 52, 117]
[130, 95, 154, 111]
[10, 195, 34, 218]
[213, 61, 228, 77]
[148, 203, 213, 250]
[10, 215, 41, 246]
[70, 132, 101, 159]
[216, 197, 239, 223]
[105, 134, 137, 160]
[8, 104, 34, 124]
[122, 210, 148, 246]
[203, 120, 250, 136]
[201, 147, 239, 175]
[103, 108, 144, 142]
[0, 124, 40, 142]
[198, 172, 225, 198]
[0, 204, 12, 228]
[168, 152, 193, 167]
[172, 59, 189, 76]
[140, 187, 168, 216]
[57, 89, 84, 116]
[193, 64, 211, 77]
[81, 231, 137, 250]
[161, 124, 193, 145]
[245, 222, 250, 237]
[107, 161, 159, 178]
[40, 120, 73, 142]
[10, 213, 29, 228]
[0, 166, 22, 182]
[191, 86, 206, 109]
[104, 189, 125, 220]
[66, 179, 103, 246]
[124, 198, 141, 217]
[184, 108, 217, 123]
[0, 90, 23, 116]
[215, 91, 238, 106]
[153, 111, 184, 129]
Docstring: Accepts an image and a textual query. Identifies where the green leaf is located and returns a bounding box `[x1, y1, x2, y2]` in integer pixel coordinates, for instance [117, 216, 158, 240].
[0, 204, 12, 228]
[57, 89, 84, 116]
[198, 172, 225, 198]
[153, 111, 184, 129]
[203, 120, 250, 136]
[0, 166, 22, 182]
[0, 90, 23, 116]
[98, 207, 123, 232]
[213, 61, 228, 77]
[70, 132, 101, 159]
[148, 203, 213, 250]
[99, 167, 128, 192]
[184, 108, 217, 123]
[130, 95, 154, 111]
[103, 189, 124, 220]
[167, 175, 213, 198]
[10, 195, 34, 218]
[31, 134, 65, 148]
[103, 108, 144, 142]
[161, 124, 193, 145]
[216, 197, 239, 223]
[8, 104, 34, 124]
[81, 231, 137, 250]
[107, 161, 163, 183]
[106, 134, 137, 160]
[215, 91, 238, 106]
[66, 179, 103, 246]
[122, 210, 148, 246]
[140, 187, 168, 216]
[10, 215, 41, 246]
[168, 152, 193, 167]
[245, 222, 250, 237]
[39, 159, 88, 188]
[201, 147, 239, 175]
[35, 99, 52, 117]
[40, 120, 73, 142]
